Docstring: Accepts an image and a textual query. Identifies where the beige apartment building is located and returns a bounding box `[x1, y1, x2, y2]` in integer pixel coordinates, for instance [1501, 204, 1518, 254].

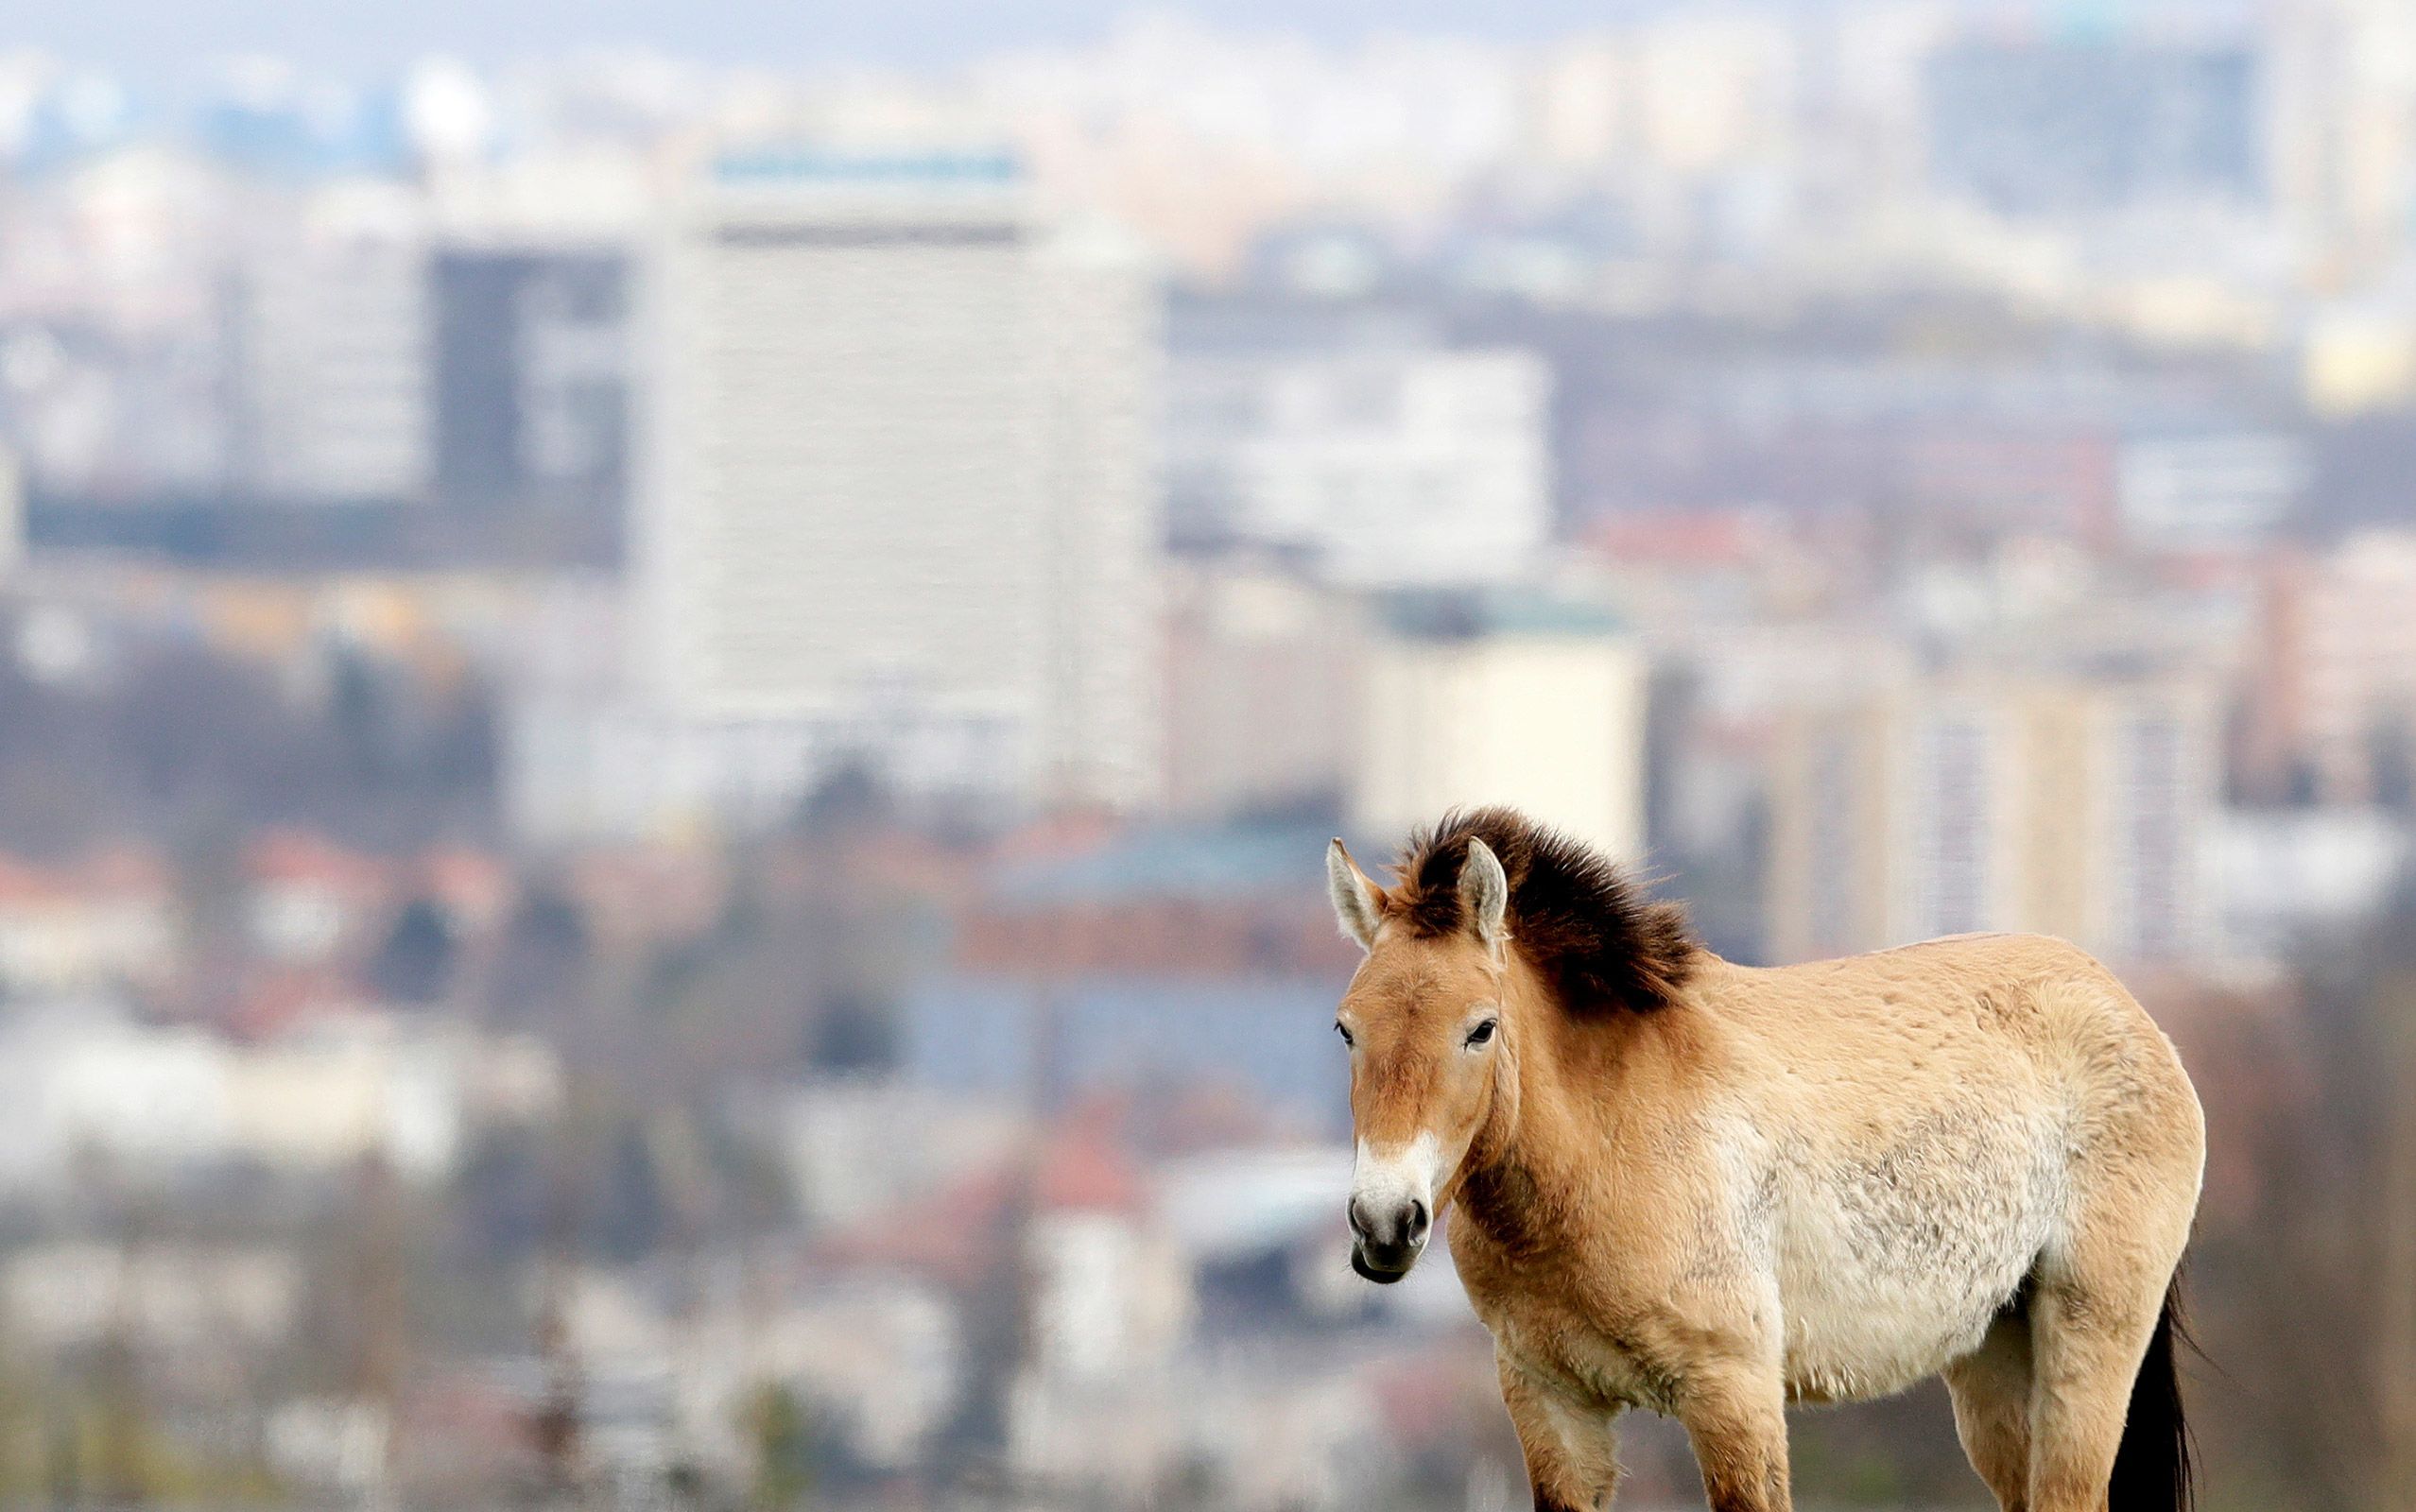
[1351, 593, 1649, 864]
[1765, 672, 2217, 968]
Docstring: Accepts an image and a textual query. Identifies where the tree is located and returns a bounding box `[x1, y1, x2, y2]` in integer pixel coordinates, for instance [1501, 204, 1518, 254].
[805, 988, 900, 1077]
[741, 1383, 818, 1509]
[793, 761, 891, 838]
[368, 897, 457, 1005]
[484, 886, 591, 1026]
[2185, 876, 2416, 1510]
[593, 1124, 666, 1263]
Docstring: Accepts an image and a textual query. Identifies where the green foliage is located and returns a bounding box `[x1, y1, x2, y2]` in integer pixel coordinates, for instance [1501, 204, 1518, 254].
[741, 1382, 817, 1510]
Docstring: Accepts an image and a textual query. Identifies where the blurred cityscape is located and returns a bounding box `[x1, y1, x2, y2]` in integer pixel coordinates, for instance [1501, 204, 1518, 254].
[0, 1, 2413, 1508]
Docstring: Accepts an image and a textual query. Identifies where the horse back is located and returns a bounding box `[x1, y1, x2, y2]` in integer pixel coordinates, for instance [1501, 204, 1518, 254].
[1702, 932, 2188, 1116]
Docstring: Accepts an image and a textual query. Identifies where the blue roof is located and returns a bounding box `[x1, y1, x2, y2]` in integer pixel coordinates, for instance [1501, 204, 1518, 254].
[985, 825, 1347, 907]
[902, 972, 1348, 1130]
[714, 148, 1020, 185]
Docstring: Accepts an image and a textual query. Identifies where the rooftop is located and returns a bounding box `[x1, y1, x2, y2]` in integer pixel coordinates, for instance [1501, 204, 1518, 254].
[1374, 587, 1627, 642]
[713, 147, 1020, 186]
[985, 824, 1337, 905]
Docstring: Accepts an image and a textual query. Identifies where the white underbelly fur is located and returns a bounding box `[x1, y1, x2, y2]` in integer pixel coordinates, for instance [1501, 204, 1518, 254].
[1768, 1106, 2065, 1402]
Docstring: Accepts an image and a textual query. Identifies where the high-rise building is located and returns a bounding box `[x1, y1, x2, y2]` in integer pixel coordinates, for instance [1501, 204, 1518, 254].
[227, 215, 431, 507]
[2268, 0, 2416, 284]
[630, 150, 1159, 814]
[1350, 592, 1648, 863]
[431, 245, 630, 531]
[1924, 37, 2261, 215]
[1764, 673, 2217, 967]
[2240, 533, 2416, 804]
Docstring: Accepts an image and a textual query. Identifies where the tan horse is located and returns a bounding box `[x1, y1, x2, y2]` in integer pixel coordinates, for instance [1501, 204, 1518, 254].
[1325, 808, 2203, 1512]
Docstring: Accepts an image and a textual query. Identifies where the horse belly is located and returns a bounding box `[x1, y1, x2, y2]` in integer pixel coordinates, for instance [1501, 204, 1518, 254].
[1771, 1108, 2062, 1403]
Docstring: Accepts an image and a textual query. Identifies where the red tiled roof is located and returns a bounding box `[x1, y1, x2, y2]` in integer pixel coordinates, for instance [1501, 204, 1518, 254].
[0, 856, 64, 907]
[1035, 1129, 1145, 1213]
[814, 1103, 1150, 1284]
[246, 828, 390, 894]
[225, 967, 354, 1040]
[78, 845, 173, 895]
[1588, 509, 1764, 567]
[416, 845, 510, 923]
[0, 849, 175, 908]
[816, 1165, 1016, 1291]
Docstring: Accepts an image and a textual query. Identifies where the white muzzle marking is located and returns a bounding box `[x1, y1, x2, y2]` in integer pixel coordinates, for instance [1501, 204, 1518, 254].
[1350, 1133, 1441, 1279]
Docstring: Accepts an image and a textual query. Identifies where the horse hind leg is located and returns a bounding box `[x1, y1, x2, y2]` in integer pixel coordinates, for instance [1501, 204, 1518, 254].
[1943, 1296, 2035, 1512]
[2020, 976, 2202, 1512]
[2026, 1265, 2179, 1512]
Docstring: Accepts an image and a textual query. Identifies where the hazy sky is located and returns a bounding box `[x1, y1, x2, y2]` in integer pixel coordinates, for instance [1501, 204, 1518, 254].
[0, 0, 2260, 80]
[0, 1, 1683, 77]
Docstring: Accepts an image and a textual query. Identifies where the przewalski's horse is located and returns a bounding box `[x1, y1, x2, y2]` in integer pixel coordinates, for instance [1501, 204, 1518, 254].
[1325, 808, 2203, 1512]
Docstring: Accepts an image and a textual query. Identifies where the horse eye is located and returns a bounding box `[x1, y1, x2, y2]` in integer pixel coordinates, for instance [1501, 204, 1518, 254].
[1466, 1019, 1498, 1047]
[1335, 1022, 1354, 1047]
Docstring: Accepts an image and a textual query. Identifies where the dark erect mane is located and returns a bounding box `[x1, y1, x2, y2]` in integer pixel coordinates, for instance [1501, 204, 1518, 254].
[1391, 807, 1698, 1013]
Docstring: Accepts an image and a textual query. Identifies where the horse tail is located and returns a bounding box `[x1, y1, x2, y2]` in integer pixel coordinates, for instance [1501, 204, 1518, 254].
[2109, 1268, 2196, 1512]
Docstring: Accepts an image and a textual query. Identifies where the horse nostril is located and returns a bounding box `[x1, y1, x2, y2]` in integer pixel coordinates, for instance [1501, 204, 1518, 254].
[1349, 1194, 1428, 1255]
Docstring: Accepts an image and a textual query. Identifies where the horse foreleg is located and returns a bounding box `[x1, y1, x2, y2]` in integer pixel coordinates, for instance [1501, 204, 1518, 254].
[1496, 1351, 1622, 1512]
[1677, 1362, 1791, 1512]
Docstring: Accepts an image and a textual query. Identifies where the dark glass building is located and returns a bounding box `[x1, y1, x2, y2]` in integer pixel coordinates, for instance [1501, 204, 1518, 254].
[431, 248, 630, 537]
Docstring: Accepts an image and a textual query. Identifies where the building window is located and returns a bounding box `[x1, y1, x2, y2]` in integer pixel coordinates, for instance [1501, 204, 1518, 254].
[1922, 714, 1992, 937]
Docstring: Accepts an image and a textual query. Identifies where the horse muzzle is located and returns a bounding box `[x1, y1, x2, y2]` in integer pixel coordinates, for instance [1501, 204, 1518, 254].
[1348, 1193, 1430, 1283]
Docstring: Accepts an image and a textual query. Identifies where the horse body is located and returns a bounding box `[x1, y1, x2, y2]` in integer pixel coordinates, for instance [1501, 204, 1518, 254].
[1726, 936, 2164, 1402]
[1327, 812, 2203, 1512]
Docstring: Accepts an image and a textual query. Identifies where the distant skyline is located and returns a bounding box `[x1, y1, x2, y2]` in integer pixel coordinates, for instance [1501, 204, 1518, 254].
[0, 0, 2263, 80]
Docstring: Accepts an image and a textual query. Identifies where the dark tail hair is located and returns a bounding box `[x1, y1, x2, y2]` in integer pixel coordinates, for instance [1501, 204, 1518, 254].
[2108, 1270, 2196, 1512]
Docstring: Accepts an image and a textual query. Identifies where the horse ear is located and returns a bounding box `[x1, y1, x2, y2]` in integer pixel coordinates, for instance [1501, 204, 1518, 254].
[1460, 838, 1510, 952]
[1327, 838, 1387, 952]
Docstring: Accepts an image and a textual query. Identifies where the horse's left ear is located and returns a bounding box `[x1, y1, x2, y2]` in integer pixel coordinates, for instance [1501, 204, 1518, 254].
[1460, 838, 1510, 954]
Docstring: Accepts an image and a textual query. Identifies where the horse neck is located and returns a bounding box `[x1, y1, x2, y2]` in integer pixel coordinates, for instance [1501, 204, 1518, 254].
[1452, 960, 1704, 1250]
